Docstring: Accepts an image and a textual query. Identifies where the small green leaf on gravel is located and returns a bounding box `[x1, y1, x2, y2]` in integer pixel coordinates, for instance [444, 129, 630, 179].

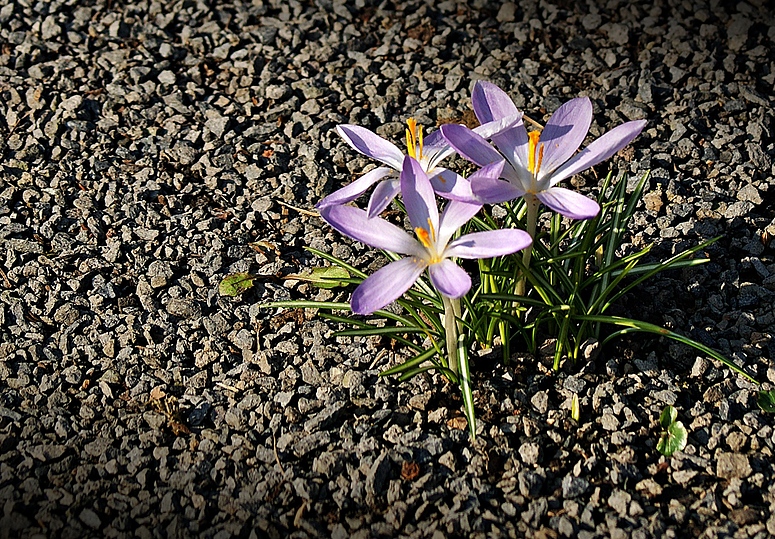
[757, 390, 775, 413]
[218, 273, 256, 296]
[659, 405, 678, 430]
[286, 266, 349, 289]
[657, 421, 688, 456]
[571, 394, 580, 422]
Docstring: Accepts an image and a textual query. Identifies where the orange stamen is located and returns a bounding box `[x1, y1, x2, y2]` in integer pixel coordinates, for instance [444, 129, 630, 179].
[527, 131, 541, 174]
[415, 227, 432, 249]
[405, 118, 423, 160]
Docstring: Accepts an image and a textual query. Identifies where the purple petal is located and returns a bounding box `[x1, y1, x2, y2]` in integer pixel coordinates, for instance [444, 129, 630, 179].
[316, 166, 394, 209]
[472, 113, 524, 140]
[422, 130, 457, 170]
[491, 120, 531, 178]
[446, 229, 533, 259]
[440, 124, 504, 167]
[425, 116, 522, 170]
[539, 97, 593, 174]
[429, 168, 475, 203]
[428, 259, 471, 299]
[472, 81, 519, 123]
[470, 160, 505, 182]
[336, 125, 405, 170]
[351, 257, 426, 315]
[401, 156, 439, 235]
[550, 120, 648, 185]
[536, 187, 600, 220]
[471, 176, 525, 205]
[437, 199, 482, 248]
[366, 177, 401, 218]
[319, 205, 422, 255]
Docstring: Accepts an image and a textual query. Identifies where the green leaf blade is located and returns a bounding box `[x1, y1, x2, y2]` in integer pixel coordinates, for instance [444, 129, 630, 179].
[218, 273, 256, 296]
[757, 390, 775, 413]
[659, 405, 678, 429]
[657, 421, 688, 457]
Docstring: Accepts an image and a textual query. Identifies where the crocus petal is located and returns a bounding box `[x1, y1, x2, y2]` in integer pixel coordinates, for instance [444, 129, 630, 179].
[351, 257, 426, 315]
[471, 176, 525, 205]
[437, 199, 483, 248]
[316, 166, 394, 209]
[440, 124, 504, 167]
[421, 130, 452, 169]
[491, 120, 531, 180]
[536, 187, 600, 220]
[426, 115, 523, 170]
[539, 97, 593, 174]
[366, 177, 401, 218]
[428, 259, 471, 299]
[472, 113, 524, 140]
[401, 156, 439, 235]
[549, 120, 648, 185]
[319, 205, 422, 256]
[446, 229, 532, 259]
[429, 168, 475, 203]
[472, 81, 520, 123]
[336, 125, 405, 170]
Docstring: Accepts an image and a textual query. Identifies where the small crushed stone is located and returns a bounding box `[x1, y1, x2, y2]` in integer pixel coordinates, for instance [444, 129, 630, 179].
[1, 1, 774, 538]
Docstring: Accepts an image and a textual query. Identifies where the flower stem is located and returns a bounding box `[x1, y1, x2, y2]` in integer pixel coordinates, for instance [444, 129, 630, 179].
[442, 295, 462, 377]
[516, 194, 540, 296]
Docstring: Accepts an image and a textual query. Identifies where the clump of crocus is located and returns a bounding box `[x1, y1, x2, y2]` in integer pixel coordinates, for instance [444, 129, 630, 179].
[264, 79, 751, 439]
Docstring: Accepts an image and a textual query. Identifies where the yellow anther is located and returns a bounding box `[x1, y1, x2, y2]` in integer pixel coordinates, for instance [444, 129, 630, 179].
[417, 123, 423, 160]
[536, 141, 544, 174]
[405, 118, 423, 160]
[415, 218, 437, 251]
[527, 131, 541, 174]
[415, 227, 432, 249]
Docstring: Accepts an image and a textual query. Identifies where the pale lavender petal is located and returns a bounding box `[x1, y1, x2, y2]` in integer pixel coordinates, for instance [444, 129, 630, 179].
[491, 120, 530, 178]
[336, 125, 405, 170]
[437, 199, 482, 248]
[316, 166, 394, 209]
[472, 81, 519, 123]
[428, 259, 471, 299]
[366, 177, 401, 218]
[401, 156, 439, 234]
[536, 187, 600, 220]
[472, 113, 524, 140]
[549, 120, 648, 185]
[429, 168, 475, 203]
[351, 257, 427, 315]
[539, 97, 593, 174]
[446, 229, 533, 259]
[422, 130, 455, 170]
[440, 124, 504, 167]
[471, 176, 525, 204]
[425, 115, 522, 170]
[319, 205, 422, 255]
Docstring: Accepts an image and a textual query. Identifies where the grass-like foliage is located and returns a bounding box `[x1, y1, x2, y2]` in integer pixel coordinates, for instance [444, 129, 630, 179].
[472, 171, 753, 381]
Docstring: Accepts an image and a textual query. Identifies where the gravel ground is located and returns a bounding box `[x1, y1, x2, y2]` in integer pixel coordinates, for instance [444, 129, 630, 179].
[1, 0, 774, 537]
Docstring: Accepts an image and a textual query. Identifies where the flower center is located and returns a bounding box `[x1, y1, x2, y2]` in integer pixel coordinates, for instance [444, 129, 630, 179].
[414, 218, 441, 263]
[405, 118, 424, 161]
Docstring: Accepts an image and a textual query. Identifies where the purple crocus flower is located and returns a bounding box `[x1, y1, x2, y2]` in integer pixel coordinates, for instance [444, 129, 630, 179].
[316, 115, 520, 218]
[440, 81, 647, 220]
[319, 156, 533, 315]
